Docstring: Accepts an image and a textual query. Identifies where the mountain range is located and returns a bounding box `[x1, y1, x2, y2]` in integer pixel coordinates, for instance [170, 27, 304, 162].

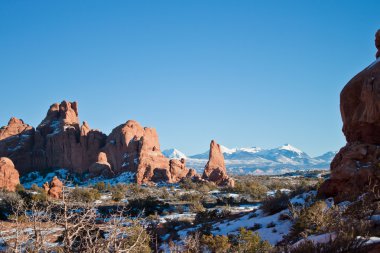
[163, 144, 336, 175]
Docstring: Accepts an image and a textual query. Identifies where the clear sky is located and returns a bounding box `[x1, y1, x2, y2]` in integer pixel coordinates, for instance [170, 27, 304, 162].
[0, 1, 379, 156]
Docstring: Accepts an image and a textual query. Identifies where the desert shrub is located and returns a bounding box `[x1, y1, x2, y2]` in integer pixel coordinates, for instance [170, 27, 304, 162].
[286, 199, 373, 244]
[180, 232, 202, 253]
[261, 191, 290, 214]
[267, 180, 292, 191]
[127, 183, 147, 196]
[160, 187, 170, 199]
[180, 178, 217, 192]
[250, 223, 262, 231]
[15, 184, 25, 193]
[230, 227, 272, 253]
[189, 201, 205, 213]
[198, 184, 211, 194]
[117, 224, 151, 253]
[0, 191, 22, 220]
[23, 184, 49, 203]
[30, 183, 41, 192]
[194, 209, 231, 224]
[289, 201, 334, 239]
[70, 187, 100, 203]
[30, 189, 49, 202]
[163, 219, 193, 241]
[290, 181, 315, 197]
[180, 177, 198, 190]
[201, 234, 231, 253]
[127, 196, 169, 216]
[232, 180, 268, 200]
[93, 181, 106, 192]
[112, 190, 125, 202]
[180, 192, 202, 203]
[286, 231, 368, 253]
[343, 192, 379, 220]
[279, 213, 291, 221]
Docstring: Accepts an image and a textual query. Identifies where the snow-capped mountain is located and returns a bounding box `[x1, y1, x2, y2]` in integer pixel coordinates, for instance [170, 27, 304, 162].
[162, 148, 187, 159]
[162, 144, 336, 175]
[314, 151, 337, 162]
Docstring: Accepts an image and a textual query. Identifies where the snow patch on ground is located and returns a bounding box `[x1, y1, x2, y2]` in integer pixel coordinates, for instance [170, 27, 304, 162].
[21, 169, 136, 188]
[211, 209, 292, 245]
[21, 169, 70, 188]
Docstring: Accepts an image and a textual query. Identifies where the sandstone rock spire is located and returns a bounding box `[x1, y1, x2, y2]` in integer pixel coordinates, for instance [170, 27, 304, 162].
[202, 140, 234, 187]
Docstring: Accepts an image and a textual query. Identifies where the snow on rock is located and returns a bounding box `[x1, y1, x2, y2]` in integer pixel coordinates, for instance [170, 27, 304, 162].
[267, 188, 292, 197]
[292, 233, 336, 248]
[289, 190, 317, 205]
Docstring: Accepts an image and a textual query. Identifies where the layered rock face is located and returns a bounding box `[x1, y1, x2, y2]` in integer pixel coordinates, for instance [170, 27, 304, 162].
[319, 31, 380, 202]
[0, 101, 198, 185]
[202, 140, 235, 187]
[0, 157, 20, 191]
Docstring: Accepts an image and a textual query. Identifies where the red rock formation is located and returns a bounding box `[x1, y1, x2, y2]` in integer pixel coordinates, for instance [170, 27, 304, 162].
[202, 140, 234, 187]
[104, 120, 197, 184]
[319, 31, 380, 202]
[104, 120, 148, 175]
[0, 101, 201, 185]
[169, 158, 194, 182]
[0, 118, 35, 174]
[47, 176, 63, 199]
[0, 157, 20, 192]
[89, 152, 114, 178]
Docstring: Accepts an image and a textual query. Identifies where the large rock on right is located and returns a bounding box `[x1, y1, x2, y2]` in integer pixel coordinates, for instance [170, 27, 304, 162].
[318, 30, 380, 202]
[202, 140, 234, 187]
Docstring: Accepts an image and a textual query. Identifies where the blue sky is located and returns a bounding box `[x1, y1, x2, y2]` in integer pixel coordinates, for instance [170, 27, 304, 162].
[0, 1, 379, 156]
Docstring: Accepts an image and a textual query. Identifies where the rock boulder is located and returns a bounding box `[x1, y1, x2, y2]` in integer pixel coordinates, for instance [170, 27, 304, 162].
[0, 157, 20, 192]
[47, 176, 63, 199]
